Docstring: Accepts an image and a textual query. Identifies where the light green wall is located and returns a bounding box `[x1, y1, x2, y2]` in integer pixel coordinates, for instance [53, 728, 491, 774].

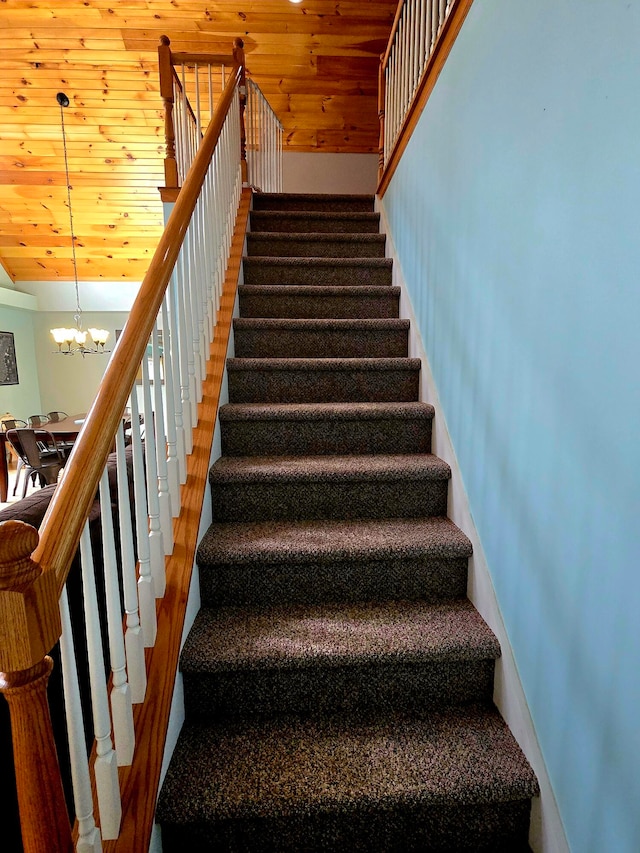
[32, 312, 130, 416]
[0, 305, 43, 422]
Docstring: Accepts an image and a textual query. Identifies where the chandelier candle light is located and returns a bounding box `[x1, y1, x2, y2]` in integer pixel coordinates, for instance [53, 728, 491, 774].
[51, 92, 109, 356]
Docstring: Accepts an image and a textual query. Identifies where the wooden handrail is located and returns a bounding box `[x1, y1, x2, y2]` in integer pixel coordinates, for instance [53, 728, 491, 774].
[1, 61, 244, 853]
[33, 63, 243, 599]
[377, 0, 475, 197]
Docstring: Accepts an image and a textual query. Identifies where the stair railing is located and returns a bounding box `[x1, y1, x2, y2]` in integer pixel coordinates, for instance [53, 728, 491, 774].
[377, 0, 476, 194]
[159, 35, 282, 198]
[0, 51, 250, 853]
[246, 78, 284, 193]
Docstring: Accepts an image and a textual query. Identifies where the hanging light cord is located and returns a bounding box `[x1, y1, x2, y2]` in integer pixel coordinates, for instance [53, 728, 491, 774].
[58, 95, 82, 331]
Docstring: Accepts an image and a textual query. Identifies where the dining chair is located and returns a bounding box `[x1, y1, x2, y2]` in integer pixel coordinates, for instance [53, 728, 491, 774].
[1, 418, 29, 473]
[47, 411, 68, 423]
[6, 429, 65, 498]
[1, 418, 28, 430]
[28, 414, 51, 427]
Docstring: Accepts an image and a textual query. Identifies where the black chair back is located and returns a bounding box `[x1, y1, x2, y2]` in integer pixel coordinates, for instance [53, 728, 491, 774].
[28, 414, 51, 427]
[1, 418, 27, 430]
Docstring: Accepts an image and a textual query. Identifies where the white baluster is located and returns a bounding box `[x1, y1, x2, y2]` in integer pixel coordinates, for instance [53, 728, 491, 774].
[174, 252, 194, 450]
[78, 523, 121, 839]
[115, 423, 147, 703]
[419, 0, 427, 76]
[129, 390, 157, 646]
[142, 355, 166, 597]
[161, 299, 181, 509]
[152, 323, 174, 553]
[99, 467, 135, 766]
[167, 273, 187, 481]
[439, 0, 447, 34]
[59, 587, 104, 852]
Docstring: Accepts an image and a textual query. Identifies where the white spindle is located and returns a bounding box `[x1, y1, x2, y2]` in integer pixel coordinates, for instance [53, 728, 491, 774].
[151, 323, 174, 553]
[129, 390, 157, 646]
[99, 467, 135, 766]
[166, 275, 187, 480]
[78, 522, 121, 839]
[419, 0, 427, 74]
[141, 355, 166, 598]
[161, 297, 182, 505]
[59, 587, 103, 853]
[439, 0, 447, 34]
[115, 423, 147, 703]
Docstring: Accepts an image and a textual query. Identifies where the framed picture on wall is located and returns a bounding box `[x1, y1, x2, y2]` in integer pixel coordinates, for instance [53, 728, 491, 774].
[0, 331, 19, 386]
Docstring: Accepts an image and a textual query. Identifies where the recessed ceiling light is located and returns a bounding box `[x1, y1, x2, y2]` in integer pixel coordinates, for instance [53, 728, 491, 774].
[289, 0, 303, 4]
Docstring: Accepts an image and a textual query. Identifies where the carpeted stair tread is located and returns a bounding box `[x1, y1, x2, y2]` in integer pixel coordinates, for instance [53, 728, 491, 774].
[181, 600, 500, 673]
[180, 601, 500, 721]
[209, 452, 450, 484]
[156, 705, 539, 828]
[238, 284, 401, 318]
[219, 400, 434, 423]
[226, 357, 420, 404]
[247, 232, 386, 258]
[197, 516, 472, 567]
[219, 401, 433, 456]
[243, 256, 393, 287]
[227, 356, 420, 372]
[252, 192, 374, 212]
[233, 318, 409, 358]
[208, 454, 450, 522]
[250, 209, 381, 234]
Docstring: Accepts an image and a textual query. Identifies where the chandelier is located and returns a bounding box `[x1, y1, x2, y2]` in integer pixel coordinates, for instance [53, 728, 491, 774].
[51, 92, 109, 356]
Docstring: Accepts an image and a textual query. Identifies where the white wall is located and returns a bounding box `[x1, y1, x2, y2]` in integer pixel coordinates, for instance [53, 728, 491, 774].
[282, 152, 378, 194]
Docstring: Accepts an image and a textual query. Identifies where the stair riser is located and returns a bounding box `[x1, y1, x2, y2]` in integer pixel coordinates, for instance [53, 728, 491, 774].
[238, 287, 400, 319]
[246, 235, 386, 258]
[209, 478, 448, 523]
[227, 366, 420, 404]
[160, 800, 532, 853]
[199, 556, 468, 607]
[233, 326, 408, 358]
[252, 194, 374, 212]
[243, 258, 393, 287]
[250, 212, 381, 233]
[221, 417, 432, 456]
[184, 659, 495, 723]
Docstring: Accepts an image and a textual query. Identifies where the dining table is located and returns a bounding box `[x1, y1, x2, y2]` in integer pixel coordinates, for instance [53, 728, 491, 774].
[0, 414, 86, 503]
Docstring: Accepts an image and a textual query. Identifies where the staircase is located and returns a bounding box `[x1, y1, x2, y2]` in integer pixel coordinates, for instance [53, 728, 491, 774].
[156, 193, 539, 851]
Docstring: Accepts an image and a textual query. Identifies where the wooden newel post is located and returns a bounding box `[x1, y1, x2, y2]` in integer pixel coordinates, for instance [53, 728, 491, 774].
[378, 53, 386, 183]
[159, 35, 179, 190]
[0, 520, 72, 853]
[233, 37, 248, 184]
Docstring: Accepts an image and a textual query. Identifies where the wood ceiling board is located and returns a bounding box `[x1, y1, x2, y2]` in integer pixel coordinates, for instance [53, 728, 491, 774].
[0, 0, 396, 281]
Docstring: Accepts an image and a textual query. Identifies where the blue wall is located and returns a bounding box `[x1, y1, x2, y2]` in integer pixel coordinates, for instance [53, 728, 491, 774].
[383, 1, 640, 850]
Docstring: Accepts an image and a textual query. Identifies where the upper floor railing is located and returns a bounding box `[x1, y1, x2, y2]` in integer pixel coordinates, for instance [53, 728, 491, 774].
[377, 0, 475, 195]
[159, 36, 283, 197]
[0, 36, 278, 853]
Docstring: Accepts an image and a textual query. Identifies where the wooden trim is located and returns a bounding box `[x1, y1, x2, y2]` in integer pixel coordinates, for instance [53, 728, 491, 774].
[0, 657, 73, 853]
[159, 187, 180, 203]
[32, 64, 242, 600]
[171, 51, 234, 66]
[382, 0, 406, 71]
[98, 189, 251, 853]
[377, 0, 475, 198]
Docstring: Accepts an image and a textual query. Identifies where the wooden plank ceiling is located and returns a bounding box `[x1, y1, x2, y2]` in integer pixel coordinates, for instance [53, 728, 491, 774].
[0, 0, 397, 283]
